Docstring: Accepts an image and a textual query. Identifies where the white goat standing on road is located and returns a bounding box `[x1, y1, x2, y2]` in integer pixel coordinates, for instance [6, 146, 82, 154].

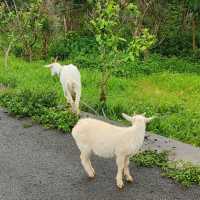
[72, 113, 154, 189]
[45, 62, 81, 115]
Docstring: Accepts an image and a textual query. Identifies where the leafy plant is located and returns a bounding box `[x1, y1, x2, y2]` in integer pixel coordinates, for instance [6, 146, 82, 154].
[0, 89, 78, 132]
[131, 150, 168, 168]
[164, 163, 200, 187]
[131, 151, 200, 187]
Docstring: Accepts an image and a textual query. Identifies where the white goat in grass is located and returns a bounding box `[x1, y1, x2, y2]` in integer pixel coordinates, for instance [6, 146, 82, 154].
[72, 113, 154, 189]
[45, 62, 81, 115]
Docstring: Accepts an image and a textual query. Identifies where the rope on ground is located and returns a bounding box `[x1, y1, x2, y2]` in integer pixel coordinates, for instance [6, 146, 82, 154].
[80, 100, 99, 116]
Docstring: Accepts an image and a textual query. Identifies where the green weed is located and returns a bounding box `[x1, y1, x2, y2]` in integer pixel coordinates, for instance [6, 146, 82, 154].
[132, 151, 200, 187]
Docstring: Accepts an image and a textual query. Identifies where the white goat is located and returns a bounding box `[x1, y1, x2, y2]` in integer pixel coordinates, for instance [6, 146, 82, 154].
[45, 62, 81, 115]
[72, 113, 154, 189]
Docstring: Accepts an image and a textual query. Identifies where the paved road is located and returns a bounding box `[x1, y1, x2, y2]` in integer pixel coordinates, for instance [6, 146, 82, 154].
[0, 109, 199, 200]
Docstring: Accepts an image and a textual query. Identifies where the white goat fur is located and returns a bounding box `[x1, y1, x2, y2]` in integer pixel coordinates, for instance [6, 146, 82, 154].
[72, 113, 153, 188]
[46, 62, 81, 114]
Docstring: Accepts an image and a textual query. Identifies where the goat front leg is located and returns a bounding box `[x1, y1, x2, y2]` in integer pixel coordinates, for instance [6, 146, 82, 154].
[74, 89, 81, 115]
[80, 152, 95, 178]
[116, 155, 125, 189]
[124, 156, 133, 183]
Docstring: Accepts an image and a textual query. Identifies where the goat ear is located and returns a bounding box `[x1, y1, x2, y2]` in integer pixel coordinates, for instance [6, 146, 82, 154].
[44, 64, 51, 68]
[54, 56, 58, 62]
[122, 113, 132, 122]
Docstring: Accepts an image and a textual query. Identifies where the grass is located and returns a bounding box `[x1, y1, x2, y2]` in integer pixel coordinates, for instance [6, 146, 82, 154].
[132, 151, 200, 187]
[0, 55, 200, 146]
[81, 69, 200, 146]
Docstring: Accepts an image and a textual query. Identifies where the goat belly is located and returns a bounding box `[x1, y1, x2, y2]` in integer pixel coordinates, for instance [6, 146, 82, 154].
[92, 142, 115, 158]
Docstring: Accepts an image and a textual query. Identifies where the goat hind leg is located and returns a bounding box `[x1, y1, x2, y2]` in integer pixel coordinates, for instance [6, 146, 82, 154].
[65, 91, 76, 113]
[74, 89, 81, 115]
[80, 152, 95, 178]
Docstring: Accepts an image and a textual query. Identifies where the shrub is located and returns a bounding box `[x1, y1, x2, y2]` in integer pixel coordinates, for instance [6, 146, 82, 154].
[131, 151, 200, 187]
[131, 150, 168, 168]
[33, 107, 78, 132]
[0, 89, 78, 132]
[49, 32, 97, 60]
[164, 165, 200, 187]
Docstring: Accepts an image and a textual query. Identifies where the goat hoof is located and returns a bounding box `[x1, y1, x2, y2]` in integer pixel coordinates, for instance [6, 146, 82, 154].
[126, 176, 133, 183]
[117, 181, 124, 189]
[88, 173, 95, 179]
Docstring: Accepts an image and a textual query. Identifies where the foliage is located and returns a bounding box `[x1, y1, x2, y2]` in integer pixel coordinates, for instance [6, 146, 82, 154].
[127, 28, 155, 61]
[68, 53, 200, 77]
[131, 150, 168, 168]
[131, 150, 200, 187]
[186, 0, 200, 16]
[0, 0, 55, 61]
[0, 90, 78, 132]
[164, 163, 200, 187]
[49, 32, 97, 60]
[1, 0, 200, 58]
[1, 56, 200, 146]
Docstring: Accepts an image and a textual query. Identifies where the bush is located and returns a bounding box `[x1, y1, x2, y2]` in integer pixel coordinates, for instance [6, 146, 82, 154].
[131, 151, 200, 187]
[0, 89, 78, 132]
[49, 32, 97, 60]
[33, 107, 78, 132]
[131, 150, 168, 168]
[164, 165, 200, 187]
[72, 53, 101, 69]
[154, 34, 192, 57]
[61, 52, 200, 77]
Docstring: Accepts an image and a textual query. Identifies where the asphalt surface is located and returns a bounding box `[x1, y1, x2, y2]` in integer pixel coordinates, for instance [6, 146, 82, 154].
[0, 109, 199, 200]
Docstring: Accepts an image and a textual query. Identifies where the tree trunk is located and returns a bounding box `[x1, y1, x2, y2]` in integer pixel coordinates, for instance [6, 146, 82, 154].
[143, 49, 149, 60]
[4, 41, 12, 68]
[99, 51, 110, 104]
[99, 71, 107, 103]
[42, 35, 49, 59]
[192, 17, 196, 51]
[28, 47, 32, 62]
[64, 16, 67, 33]
[100, 84, 107, 103]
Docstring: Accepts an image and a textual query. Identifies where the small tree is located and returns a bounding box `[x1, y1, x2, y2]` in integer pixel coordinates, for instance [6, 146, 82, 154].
[0, 0, 51, 62]
[90, 0, 155, 104]
[90, 0, 121, 103]
[186, 0, 200, 51]
[0, 2, 17, 67]
[17, 0, 46, 61]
